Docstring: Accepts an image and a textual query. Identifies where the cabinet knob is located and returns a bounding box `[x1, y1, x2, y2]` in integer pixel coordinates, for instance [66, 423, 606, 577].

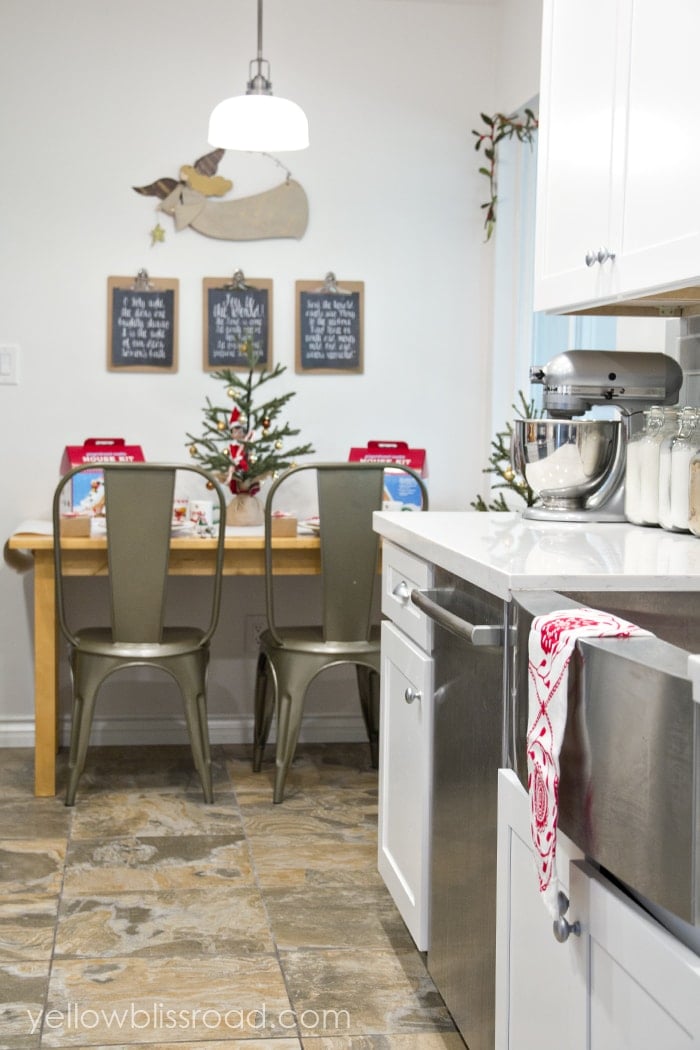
[596, 247, 616, 265]
[552, 891, 581, 943]
[392, 580, 411, 602]
[404, 687, 421, 704]
[585, 247, 616, 267]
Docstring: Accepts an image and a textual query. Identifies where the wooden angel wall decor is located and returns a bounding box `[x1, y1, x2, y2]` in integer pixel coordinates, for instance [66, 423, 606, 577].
[134, 149, 308, 242]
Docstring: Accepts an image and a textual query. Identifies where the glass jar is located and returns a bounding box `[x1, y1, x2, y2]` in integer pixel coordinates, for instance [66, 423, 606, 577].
[639, 407, 679, 526]
[625, 408, 656, 525]
[669, 407, 700, 531]
[689, 450, 700, 537]
[658, 407, 689, 530]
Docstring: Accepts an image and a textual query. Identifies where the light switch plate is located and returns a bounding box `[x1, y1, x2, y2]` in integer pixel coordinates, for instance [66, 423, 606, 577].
[0, 344, 19, 385]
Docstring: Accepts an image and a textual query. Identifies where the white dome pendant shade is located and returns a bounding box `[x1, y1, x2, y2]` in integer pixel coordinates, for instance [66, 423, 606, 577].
[209, 94, 309, 153]
[208, 0, 309, 153]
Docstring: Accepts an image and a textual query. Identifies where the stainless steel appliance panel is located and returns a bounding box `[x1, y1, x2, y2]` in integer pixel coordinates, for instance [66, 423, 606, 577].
[511, 591, 700, 927]
[572, 635, 697, 922]
[414, 569, 509, 1050]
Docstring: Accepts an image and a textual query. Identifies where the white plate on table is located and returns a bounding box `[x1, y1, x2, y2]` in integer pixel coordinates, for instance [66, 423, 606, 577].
[92, 519, 196, 536]
[171, 522, 196, 536]
[299, 517, 320, 535]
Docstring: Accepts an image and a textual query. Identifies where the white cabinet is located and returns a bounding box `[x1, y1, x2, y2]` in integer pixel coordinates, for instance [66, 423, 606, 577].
[535, 0, 700, 314]
[378, 541, 433, 951]
[575, 863, 700, 1049]
[496, 769, 700, 1049]
[534, 0, 625, 311]
[496, 768, 586, 1050]
[621, 1, 700, 299]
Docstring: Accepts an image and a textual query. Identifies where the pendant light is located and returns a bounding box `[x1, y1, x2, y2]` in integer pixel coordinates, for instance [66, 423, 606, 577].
[208, 0, 309, 153]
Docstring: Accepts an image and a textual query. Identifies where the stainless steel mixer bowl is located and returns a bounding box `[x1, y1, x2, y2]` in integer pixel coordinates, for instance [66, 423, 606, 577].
[512, 418, 620, 509]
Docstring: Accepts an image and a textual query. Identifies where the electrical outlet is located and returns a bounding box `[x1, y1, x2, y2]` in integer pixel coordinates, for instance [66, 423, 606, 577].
[0, 344, 19, 385]
[245, 614, 267, 653]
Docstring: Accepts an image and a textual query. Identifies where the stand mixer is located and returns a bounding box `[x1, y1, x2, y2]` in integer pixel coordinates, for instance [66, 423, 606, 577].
[512, 350, 683, 522]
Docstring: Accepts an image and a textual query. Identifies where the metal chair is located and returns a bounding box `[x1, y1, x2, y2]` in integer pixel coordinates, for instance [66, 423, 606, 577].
[252, 461, 428, 803]
[53, 463, 227, 806]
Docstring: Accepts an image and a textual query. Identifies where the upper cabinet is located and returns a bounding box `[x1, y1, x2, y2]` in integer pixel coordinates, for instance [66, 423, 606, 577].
[534, 0, 700, 315]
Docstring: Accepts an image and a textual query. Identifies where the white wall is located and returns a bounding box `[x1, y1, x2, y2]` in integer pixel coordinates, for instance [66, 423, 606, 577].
[2, 0, 541, 746]
[496, 0, 543, 115]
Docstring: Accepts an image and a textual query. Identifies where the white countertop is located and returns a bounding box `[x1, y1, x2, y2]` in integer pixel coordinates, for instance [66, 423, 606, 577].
[373, 510, 700, 601]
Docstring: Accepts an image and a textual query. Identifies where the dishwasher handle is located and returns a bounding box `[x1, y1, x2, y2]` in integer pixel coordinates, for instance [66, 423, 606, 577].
[410, 588, 505, 647]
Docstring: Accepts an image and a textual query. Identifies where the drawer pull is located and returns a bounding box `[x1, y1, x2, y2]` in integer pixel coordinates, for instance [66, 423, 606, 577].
[404, 687, 421, 704]
[392, 580, 411, 602]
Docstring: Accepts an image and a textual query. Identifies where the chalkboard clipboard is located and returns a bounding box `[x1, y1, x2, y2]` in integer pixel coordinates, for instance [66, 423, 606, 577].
[295, 277, 364, 374]
[107, 275, 179, 373]
[203, 277, 273, 372]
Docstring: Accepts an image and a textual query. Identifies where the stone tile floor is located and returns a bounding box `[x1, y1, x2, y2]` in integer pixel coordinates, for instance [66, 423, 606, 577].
[0, 743, 465, 1049]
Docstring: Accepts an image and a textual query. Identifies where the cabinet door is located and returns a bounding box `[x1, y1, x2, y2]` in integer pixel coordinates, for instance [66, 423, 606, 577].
[574, 862, 700, 1049]
[620, 0, 700, 297]
[534, 0, 628, 312]
[497, 771, 700, 1049]
[496, 770, 587, 1050]
[378, 620, 433, 951]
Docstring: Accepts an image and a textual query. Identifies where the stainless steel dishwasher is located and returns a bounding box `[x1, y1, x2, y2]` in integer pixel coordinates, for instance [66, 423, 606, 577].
[411, 568, 512, 1050]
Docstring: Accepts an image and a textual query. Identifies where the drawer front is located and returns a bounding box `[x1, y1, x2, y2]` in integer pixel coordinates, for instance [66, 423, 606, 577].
[381, 541, 433, 650]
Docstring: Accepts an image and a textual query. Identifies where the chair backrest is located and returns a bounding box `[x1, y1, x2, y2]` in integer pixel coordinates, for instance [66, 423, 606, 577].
[53, 463, 227, 645]
[263, 462, 428, 644]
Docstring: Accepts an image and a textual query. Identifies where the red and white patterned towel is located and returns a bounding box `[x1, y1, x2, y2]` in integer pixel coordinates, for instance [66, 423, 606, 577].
[527, 608, 650, 918]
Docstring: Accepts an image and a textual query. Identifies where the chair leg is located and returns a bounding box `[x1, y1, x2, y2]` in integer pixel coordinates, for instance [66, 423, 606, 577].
[196, 691, 214, 803]
[356, 665, 380, 769]
[253, 651, 274, 772]
[273, 685, 307, 804]
[65, 684, 99, 806]
[182, 689, 213, 804]
[176, 653, 214, 804]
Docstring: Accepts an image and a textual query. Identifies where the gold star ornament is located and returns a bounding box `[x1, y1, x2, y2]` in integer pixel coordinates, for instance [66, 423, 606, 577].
[149, 223, 166, 246]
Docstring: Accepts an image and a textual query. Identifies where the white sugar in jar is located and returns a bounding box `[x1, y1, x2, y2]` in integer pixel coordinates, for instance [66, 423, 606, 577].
[639, 407, 679, 526]
[669, 408, 700, 531]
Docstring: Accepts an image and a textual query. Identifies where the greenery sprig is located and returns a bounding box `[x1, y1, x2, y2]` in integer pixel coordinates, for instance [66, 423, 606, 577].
[471, 391, 543, 512]
[472, 108, 538, 241]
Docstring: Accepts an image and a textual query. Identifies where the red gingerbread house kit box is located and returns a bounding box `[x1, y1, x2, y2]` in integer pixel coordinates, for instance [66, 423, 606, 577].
[59, 438, 146, 515]
[348, 440, 427, 509]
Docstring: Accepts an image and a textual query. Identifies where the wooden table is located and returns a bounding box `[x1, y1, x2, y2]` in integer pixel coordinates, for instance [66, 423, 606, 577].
[6, 529, 321, 796]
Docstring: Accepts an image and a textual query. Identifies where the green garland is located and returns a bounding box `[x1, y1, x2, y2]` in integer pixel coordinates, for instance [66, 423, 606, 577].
[472, 108, 538, 241]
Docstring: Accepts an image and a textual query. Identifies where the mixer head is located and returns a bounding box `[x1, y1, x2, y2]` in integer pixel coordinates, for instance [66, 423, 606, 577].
[530, 350, 683, 418]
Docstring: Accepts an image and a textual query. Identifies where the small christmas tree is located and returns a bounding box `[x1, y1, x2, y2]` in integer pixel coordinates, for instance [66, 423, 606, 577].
[186, 340, 314, 513]
[471, 391, 542, 511]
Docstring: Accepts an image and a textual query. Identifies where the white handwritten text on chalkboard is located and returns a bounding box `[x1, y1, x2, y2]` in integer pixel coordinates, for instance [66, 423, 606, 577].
[205, 284, 270, 369]
[112, 291, 175, 366]
[212, 293, 262, 355]
[298, 290, 361, 371]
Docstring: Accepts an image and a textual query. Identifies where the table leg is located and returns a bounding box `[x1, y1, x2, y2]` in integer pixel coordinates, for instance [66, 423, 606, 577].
[33, 550, 58, 796]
